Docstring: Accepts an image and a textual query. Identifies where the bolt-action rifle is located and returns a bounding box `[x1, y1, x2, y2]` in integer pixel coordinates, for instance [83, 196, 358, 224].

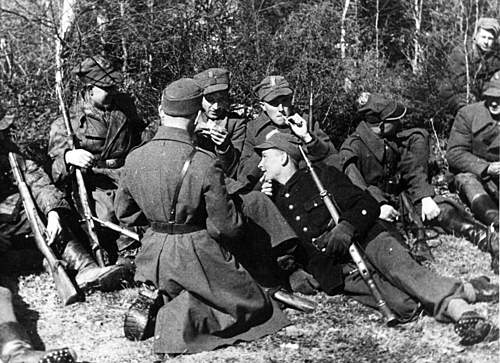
[8, 152, 81, 305]
[297, 146, 398, 326]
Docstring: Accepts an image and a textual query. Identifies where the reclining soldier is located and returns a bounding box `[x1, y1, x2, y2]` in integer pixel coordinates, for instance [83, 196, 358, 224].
[256, 131, 499, 346]
[340, 93, 498, 270]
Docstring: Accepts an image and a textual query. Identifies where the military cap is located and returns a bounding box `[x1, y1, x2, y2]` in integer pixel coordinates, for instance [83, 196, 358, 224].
[193, 68, 229, 95]
[0, 103, 14, 131]
[255, 130, 302, 162]
[161, 78, 203, 116]
[72, 55, 122, 88]
[483, 71, 500, 97]
[356, 92, 406, 122]
[476, 17, 500, 36]
[253, 75, 293, 102]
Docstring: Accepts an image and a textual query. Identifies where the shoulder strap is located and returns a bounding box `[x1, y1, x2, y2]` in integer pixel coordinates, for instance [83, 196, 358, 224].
[169, 148, 197, 224]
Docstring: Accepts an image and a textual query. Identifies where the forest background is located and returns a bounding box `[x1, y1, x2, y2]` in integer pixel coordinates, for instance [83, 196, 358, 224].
[1, 0, 499, 155]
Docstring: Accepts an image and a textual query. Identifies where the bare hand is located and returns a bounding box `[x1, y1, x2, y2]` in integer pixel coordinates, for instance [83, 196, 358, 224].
[379, 204, 400, 222]
[421, 197, 440, 221]
[261, 178, 273, 197]
[210, 125, 230, 148]
[487, 162, 500, 176]
[46, 210, 62, 242]
[286, 114, 312, 143]
[65, 149, 95, 169]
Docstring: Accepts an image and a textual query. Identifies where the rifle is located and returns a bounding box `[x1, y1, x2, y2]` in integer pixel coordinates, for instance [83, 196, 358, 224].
[298, 146, 398, 326]
[8, 152, 82, 306]
[91, 216, 140, 242]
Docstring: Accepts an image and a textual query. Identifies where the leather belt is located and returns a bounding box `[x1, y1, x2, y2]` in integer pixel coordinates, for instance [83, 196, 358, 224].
[95, 158, 124, 169]
[151, 222, 203, 234]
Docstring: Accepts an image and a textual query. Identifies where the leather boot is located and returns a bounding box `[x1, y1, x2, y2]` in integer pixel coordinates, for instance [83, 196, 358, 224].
[0, 322, 76, 363]
[439, 202, 499, 272]
[470, 194, 499, 229]
[62, 240, 133, 292]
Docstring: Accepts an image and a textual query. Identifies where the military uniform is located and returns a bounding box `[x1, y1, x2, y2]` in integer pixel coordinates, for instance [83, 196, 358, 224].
[115, 79, 288, 354]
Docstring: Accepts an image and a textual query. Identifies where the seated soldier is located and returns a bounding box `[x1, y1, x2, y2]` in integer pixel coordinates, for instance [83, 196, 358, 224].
[340, 93, 498, 271]
[446, 72, 500, 265]
[256, 131, 499, 346]
[115, 78, 288, 356]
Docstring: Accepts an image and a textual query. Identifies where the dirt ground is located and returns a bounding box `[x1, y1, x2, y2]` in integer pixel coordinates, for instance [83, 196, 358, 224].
[4, 233, 499, 363]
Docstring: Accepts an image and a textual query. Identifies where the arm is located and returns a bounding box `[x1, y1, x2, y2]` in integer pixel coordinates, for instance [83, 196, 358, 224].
[114, 165, 148, 228]
[48, 116, 73, 185]
[215, 117, 246, 178]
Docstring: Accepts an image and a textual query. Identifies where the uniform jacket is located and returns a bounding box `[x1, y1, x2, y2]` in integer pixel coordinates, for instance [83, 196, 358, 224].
[340, 121, 435, 205]
[447, 101, 500, 176]
[273, 164, 380, 294]
[194, 111, 246, 178]
[440, 42, 500, 114]
[236, 112, 338, 190]
[48, 93, 146, 186]
[1, 140, 69, 224]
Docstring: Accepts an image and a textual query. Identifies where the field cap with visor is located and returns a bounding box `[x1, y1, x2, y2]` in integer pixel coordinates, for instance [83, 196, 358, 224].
[161, 78, 203, 117]
[193, 68, 229, 95]
[483, 72, 500, 98]
[254, 76, 293, 102]
[72, 55, 122, 88]
[476, 17, 500, 36]
[356, 92, 407, 123]
[255, 130, 302, 162]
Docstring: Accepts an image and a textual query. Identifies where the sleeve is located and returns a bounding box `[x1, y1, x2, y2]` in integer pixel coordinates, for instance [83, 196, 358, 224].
[398, 129, 435, 203]
[324, 166, 380, 238]
[21, 156, 70, 216]
[216, 117, 247, 178]
[48, 117, 72, 185]
[305, 123, 338, 162]
[204, 160, 244, 241]
[114, 164, 148, 228]
[446, 109, 490, 176]
[236, 122, 264, 189]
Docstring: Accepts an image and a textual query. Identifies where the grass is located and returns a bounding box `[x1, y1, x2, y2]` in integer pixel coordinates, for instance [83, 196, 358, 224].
[5, 232, 499, 363]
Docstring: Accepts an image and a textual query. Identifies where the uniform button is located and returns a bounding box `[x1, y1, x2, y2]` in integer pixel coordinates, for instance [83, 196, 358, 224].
[295, 216, 301, 221]
[155, 335, 160, 340]
[302, 227, 308, 232]
[311, 237, 316, 242]
[285, 193, 290, 198]
[314, 202, 318, 207]
[361, 209, 367, 215]
[288, 205, 294, 210]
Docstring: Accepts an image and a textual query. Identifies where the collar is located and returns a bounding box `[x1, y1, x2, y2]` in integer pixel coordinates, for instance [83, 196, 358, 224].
[152, 126, 194, 144]
[280, 169, 305, 195]
[355, 121, 386, 163]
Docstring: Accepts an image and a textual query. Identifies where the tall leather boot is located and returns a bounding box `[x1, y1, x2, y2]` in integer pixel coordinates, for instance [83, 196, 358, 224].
[0, 322, 76, 363]
[62, 240, 133, 292]
[439, 202, 499, 272]
[470, 194, 499, 229]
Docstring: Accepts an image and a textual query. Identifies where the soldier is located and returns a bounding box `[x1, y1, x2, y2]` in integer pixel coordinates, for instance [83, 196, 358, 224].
[237, 75, 337, 190]
[48, 55, 147, 262]
[193, 68, 246, 178]
[256, 131, 499, 346]
[440, 17, 500, 116]
[446, 72, 500, 261]
[115, 78, 289, 356]
[340, 93, 498, 271]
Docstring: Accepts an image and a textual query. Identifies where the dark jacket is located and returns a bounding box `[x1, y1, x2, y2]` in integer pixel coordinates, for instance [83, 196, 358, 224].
[273, 164, 380, 294]
[447, 101, 500, 176]
[340, 121, 435, 205]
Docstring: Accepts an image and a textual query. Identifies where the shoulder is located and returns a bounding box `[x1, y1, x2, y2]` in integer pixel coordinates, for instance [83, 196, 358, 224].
[397, 127, 429, 139]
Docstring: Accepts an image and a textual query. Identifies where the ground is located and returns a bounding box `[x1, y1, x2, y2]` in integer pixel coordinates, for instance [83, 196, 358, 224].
[3, 232, 498, 363]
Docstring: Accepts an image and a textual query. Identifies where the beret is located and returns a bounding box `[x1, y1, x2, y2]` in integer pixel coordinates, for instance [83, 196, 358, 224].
[477, 17, 500, 36]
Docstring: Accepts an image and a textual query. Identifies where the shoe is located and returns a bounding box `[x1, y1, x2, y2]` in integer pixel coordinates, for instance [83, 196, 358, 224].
[410, 239, 434, 262]
[76, 263, 133, 292]
[454, 311, 499, 345]
[469, 276, 499, 303]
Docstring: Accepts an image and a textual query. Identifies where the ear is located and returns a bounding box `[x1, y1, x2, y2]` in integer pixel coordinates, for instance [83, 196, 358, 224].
[259, 101, 266, 111]
[280, 151, 289, 166]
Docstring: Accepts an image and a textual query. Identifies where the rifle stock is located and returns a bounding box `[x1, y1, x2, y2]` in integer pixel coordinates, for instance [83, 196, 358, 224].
[297, 146, 398, 326]
[8, 152, 81, 306]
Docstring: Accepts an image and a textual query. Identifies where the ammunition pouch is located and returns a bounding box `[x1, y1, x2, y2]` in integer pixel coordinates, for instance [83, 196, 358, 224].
[124, 288, 163, 341]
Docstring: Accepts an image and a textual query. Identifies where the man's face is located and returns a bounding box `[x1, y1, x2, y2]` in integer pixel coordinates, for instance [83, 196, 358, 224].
[486, 96, 500, 116]
[89, 85, 116, 106]
[475, 28, 496, 53]
[379, 119, 402, 138]
[202, 90, 229, 120]
[261, 95, 292, 126]
[258, 148, 285, 182]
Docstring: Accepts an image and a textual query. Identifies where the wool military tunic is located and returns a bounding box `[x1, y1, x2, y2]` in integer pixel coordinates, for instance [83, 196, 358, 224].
[115, 126, 289, 354]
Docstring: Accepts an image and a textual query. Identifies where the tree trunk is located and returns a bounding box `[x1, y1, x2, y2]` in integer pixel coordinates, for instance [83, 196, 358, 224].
[375, 0, 379, 79]
[340, 0, 350, 59]
[120, 1, 128, 75]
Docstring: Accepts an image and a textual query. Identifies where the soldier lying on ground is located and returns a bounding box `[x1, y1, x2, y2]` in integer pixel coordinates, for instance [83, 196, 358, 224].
[256, 131, 499, 346]
[48, 55, 149, 264]
[115, 78, 288, 357]
[446, 72, 500, 270]
[340, 93, 498, 271]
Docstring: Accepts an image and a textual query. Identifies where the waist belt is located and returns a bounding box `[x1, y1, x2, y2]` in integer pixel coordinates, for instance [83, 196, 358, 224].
[95, 158, 124, 169]
[151, 222, 203, 234]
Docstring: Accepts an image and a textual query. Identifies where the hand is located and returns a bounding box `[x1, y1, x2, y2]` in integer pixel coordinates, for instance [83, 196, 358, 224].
[421, 197, 440, 221]
[379, 204, 400, 222]
[210, 125, 230, 149]
[261, 178, 273, 197]
[289, 268, 320, 295]
[286, 114, 312, 143]
[46, 210, 62, 242]
[65, 149, 95, 168]
[487, 162, 500, 176]
[315, 220, 355, 257]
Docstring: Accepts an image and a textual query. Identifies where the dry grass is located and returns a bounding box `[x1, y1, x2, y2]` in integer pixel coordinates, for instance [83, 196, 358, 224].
[5, 233, 499, 363]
